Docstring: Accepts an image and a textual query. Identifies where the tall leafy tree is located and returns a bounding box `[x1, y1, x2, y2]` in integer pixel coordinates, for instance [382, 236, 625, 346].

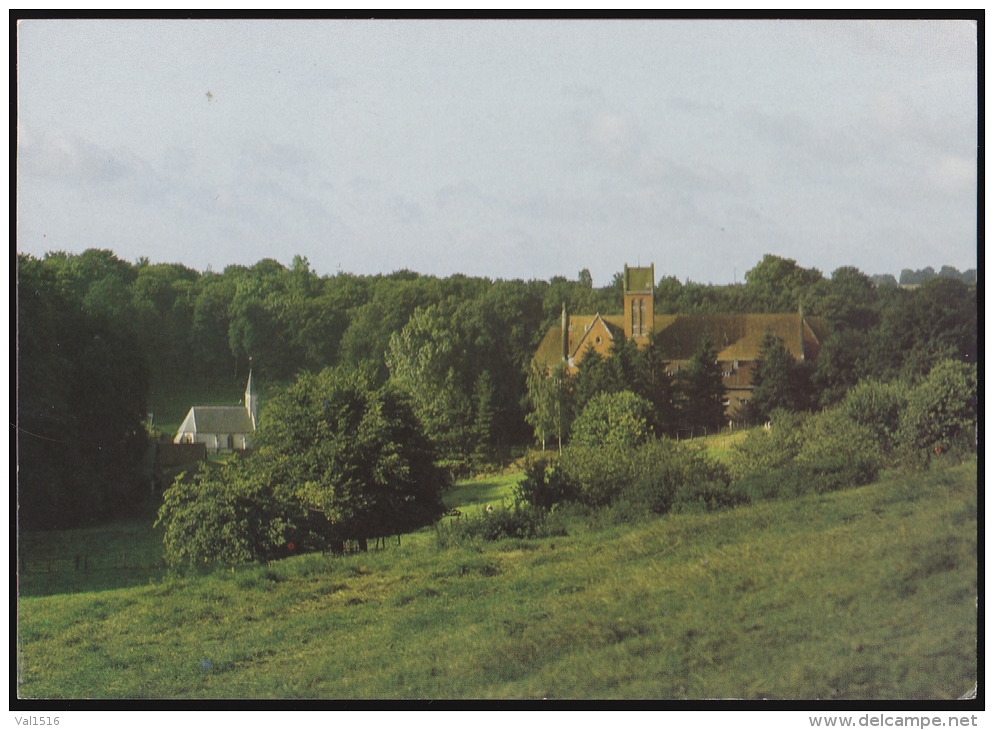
[744, 254, 823, 312]
[750, 331, 813, 420]
[261, 367, 449, 550]
[525, 361, 573, 452]
[611, 337, 676, 436]
[674, 333, 726, 434]
[572, 346, 619, 418]
[470, 370, 495, 469]
[386, 304, 472, 469]
[157, 367, 448, 560]
[18, 254, 150, 529]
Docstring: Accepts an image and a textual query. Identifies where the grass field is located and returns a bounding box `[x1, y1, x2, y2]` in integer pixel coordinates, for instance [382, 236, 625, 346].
[16, 458, 976, 699]
[443, 472, 523, 517]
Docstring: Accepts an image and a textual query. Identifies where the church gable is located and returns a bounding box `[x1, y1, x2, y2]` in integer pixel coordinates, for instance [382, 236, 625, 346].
[173, 371, 258, 451]
[570, 314, 620, 367]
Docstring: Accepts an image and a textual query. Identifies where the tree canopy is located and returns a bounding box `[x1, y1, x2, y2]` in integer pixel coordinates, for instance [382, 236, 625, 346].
[17, 254, 150, 529]
[156, 367, 450, 562]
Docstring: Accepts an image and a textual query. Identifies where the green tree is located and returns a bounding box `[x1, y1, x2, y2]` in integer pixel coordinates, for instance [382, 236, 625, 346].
[838, 379, 906, 455]
[525, 361, 573, 453]
[157, 367, 449, 562]
[470, 370, 495, 469]
[570, 390, 653, 449]
[744, 254, 823, 312]
[156, 458, 302, 565]
[18, 254, 150, 529]
[603, 337, 676, 436]
[899, 360, 977, 457]
[262, 367, 449, 549]
[750, 331, 812, 420]
[675, 333, 726, 434]
[572, 345, 620, 418]
[386, 304, 472, 469]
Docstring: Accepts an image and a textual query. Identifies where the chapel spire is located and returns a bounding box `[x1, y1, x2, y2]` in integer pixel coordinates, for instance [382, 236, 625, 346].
[245, 370, 258, 429]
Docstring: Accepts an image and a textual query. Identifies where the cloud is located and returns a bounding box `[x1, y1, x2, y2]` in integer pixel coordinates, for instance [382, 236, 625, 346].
[930, 154, 976, 192]
[18, 128, 149, 187]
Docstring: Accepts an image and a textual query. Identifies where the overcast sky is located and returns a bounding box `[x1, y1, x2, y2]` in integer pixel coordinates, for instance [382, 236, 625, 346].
[16, 19, 977, 286]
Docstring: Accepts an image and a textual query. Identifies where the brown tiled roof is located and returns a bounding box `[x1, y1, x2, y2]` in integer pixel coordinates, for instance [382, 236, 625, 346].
[533, 314, 625, 369]
[533, 313, 826, 368]
[651, 314, 817, 361]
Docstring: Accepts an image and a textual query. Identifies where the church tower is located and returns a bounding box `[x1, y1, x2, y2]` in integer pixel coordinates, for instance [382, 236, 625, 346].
[623, 263, 654, 344]
[245, 370, 258, 429]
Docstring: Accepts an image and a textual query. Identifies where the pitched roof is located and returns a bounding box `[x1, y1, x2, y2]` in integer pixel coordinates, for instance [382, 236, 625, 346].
[532, 314, 625, 369]
[569, 314, 623, 359]
[177, 406, 254, 435]
[532, 313, 826, 368]
[650, 314, 818, 361]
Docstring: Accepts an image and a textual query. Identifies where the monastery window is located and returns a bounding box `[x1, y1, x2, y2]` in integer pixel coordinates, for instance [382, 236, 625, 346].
[722, 398, 731, 407]
[595, 336, 603, 345]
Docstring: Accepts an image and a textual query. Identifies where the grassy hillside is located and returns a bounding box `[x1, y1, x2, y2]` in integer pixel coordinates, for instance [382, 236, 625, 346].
[17, 459, 976, 699]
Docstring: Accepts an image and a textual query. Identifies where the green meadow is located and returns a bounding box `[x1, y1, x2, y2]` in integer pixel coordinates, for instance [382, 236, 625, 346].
[17, 459, 976, 699]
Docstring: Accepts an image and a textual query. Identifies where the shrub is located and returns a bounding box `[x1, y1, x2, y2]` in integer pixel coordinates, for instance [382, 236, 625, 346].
[569, 391, 653, 449]
[559, 437, 735, 515]
[155, 461, 303, 566]
[838, 379, 906, 455]
[729, 409, 808, 480]
[899, 360, 977, 458]
[622, 440, 737, 514]
[734, 455, 880, 504]
[730, 405, 883, 503]
[435, 502, 561, 546]
[515, 458, 578, 510]
[559, 441, 639, 507]
[796, 407, 882, 473]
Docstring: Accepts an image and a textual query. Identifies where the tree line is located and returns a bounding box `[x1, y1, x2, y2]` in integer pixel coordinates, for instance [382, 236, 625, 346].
[16, 248, 976, 534]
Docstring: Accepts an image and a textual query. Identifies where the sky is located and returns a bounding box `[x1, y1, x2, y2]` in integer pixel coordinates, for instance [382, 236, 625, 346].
[16, 19, 978, 287]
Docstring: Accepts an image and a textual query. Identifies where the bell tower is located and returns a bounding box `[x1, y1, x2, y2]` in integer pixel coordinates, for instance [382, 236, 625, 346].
[623, 263, 654, 344]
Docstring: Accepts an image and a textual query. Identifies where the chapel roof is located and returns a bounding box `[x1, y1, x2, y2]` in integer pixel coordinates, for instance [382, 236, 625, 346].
[178, 406, 254, 435]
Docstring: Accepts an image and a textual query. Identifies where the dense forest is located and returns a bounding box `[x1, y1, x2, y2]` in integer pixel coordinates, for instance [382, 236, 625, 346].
[16, 249, 977, 531]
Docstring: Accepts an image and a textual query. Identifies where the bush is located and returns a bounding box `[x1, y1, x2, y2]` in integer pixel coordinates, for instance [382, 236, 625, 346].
[734, 455, 881, 503]
[155, 461, 303, 566]
[730, 404, 883, 504]
[559, 441, 639, 507]
[622, 440, 737, 515]
[515, 458, 578, 510]
[838, 379, 906, 455]
[729, 410, 808, 480]
[570, 391, 653, 449]
[435, 502, 562, 546]
[559, 437, 735, 516]
[796, 407, 882, 473]
[899, 360, 977, 458]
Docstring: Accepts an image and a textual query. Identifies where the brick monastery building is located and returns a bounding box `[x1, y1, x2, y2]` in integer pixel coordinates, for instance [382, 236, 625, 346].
[532, 264, 828, 422]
